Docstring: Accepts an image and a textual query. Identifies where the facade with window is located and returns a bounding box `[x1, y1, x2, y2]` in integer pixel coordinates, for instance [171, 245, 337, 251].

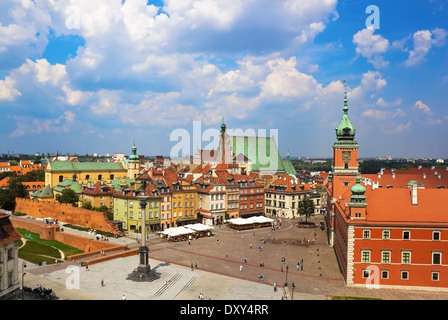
[195, 177, 227, 226]
[327, 88, 448, 291]
[112, 183, 161, 232]
[0, 213, 22, 299]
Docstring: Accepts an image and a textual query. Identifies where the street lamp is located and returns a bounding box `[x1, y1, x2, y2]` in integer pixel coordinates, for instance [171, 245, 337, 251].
[285, 265, 289, 287]
[21, 262, 27, 300]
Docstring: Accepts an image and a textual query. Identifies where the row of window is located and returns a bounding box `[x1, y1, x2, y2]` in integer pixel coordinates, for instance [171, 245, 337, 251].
[160, 210, 195, 220]
[361, 250, 442, 265]
[363, 269, 442, 282]
[115, 210, 159, 219]
[240, 203, 263, 210]
[173, 193, 195, 199]
[362, 229, 442, 241]
[240, 189, 263, 194]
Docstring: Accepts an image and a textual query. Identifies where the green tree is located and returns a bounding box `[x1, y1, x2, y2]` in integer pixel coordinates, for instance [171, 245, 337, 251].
[81, 201, 93, 210]
[56, 188, 79, 206]
[0, 189, 16, 211]
[297, 196, 315, 224]
[8, 176, 27, 198]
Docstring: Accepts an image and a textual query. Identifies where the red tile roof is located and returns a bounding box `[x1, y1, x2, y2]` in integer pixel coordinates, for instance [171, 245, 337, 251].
[361, 187, 448, 226]
[0, 213, 22, 245]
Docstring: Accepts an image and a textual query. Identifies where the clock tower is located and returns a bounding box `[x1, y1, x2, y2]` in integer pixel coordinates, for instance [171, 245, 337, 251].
[331, 81, 359, 200]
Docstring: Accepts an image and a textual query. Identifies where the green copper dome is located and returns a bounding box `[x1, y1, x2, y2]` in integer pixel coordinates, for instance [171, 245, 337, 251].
[220, 118, 226, 133]
[129, 142, 139, 161]
[349, 173, 367, 206]
[351, 173, 366, 195]
[335, 82, 356, 142]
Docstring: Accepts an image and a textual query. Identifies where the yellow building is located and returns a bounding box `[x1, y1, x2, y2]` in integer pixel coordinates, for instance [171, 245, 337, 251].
[45, 161, 128, 188]
[165, 171, 198, 227]
[81, 181, 116, 211]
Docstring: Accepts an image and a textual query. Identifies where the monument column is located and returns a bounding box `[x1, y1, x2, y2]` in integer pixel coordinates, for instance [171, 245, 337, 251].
[137, 186, 150, 273]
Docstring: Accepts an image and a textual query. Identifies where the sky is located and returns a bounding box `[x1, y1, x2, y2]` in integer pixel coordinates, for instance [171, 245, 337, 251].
[0, 0, 447, 159]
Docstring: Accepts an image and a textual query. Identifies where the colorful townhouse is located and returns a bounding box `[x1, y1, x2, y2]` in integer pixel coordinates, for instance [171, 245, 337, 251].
[81, 181, 116, 211]
[112, 182, 161, 233]
[326, 85, 448, 291]
[164, 169, 198, 227]
[195, 176, 227, 226]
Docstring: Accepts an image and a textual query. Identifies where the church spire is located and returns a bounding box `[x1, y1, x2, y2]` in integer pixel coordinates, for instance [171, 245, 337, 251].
[335, 80, 356, 143]
[343, 80, 348, 113]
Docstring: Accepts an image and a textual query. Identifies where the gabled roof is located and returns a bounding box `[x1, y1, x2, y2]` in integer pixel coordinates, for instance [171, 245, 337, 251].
[0, 213, 22, 245]
[32, 184, 54, 198]
[82, 181, 115, 195]
[53, 179, 83, 194]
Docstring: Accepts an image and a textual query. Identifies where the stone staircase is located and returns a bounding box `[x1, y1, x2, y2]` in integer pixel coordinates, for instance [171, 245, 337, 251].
[153, 269, 199, 300]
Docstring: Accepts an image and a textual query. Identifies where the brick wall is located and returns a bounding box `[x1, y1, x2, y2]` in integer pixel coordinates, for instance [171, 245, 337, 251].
[15, 198, 119, 234]
[12, 217, 124, 253]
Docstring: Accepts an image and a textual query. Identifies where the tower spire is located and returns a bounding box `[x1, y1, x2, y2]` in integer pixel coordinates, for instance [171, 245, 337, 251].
[343, 80, 348, 113]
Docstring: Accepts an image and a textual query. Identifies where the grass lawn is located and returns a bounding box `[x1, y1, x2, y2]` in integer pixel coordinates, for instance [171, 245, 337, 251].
[17, 228, 83, 265]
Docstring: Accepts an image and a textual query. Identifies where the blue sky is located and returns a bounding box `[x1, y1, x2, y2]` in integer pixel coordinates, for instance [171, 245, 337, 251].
[0, 0, 447, 158]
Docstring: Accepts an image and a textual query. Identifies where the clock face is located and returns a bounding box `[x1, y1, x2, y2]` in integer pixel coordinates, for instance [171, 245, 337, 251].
[342, 151, 351, 161]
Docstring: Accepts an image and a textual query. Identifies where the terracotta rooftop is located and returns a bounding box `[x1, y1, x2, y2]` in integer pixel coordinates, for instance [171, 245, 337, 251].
[0, 213, 22, 245]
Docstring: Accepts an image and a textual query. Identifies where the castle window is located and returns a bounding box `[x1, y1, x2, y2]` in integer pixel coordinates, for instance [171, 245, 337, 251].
[433, 231, 441, 241]
[363, 230, 371, 239]
[401, 271, 409, 280]
[59, 175, 63, 182]
[381, 251, 391, 264]
[361, 250, 371, 263]
[401, 251, 411, 264]
[432, 252, 442, 265]
[432, 272, 440, 281]
[402, 230, 411, 240]
[382, 230, 390, 239]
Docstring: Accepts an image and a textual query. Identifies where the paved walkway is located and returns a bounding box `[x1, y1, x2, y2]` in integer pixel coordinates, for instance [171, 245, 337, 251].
[19, 215, 448, 300]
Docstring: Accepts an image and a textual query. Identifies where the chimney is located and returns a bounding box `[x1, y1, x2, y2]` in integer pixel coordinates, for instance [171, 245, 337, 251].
[423, 173, 426, 179]
[411, 183, 418, 205]
[392, 172, 395, 179]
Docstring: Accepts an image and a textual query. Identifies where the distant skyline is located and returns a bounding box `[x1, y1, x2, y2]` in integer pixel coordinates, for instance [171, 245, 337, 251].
[0, 1, 447, 158]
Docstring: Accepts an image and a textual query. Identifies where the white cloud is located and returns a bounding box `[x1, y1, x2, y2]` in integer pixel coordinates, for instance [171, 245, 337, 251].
[260, 57, 317, 99]
[62, 85, 87, 106]
[376, 97, 402, 107]
[353, 27, 390, 68]
[18, 59, 67, 86]
[10, 111, 75, 137]
[386, 121, 412, 134]
[0, 76, 21, 101]
[405, 28, 447, 66]
[414, 100, 432, 113]
[349, 70, 387, 102]
[362, 108, 405, 120]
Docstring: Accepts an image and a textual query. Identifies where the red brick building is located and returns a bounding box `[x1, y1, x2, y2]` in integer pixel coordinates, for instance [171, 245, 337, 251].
[326, 85, 448, 291]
